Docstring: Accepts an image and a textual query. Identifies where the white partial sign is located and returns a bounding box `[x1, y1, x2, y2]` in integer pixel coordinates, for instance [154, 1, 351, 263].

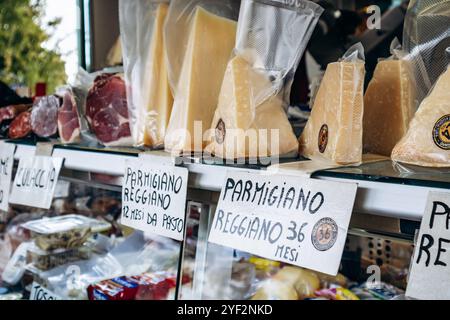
[406, 192, 450, 300]
[30, 282, 60, 300]
[121, 159, 189, 241]
[9, 156, 64, 209]
[0, 142, 16, 212]
[208, 171, 358, 275]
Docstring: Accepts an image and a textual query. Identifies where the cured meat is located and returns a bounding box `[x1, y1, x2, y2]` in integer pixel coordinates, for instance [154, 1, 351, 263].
[31, 96, 60, 138]
[0, 104, 31, 138]
[9, 111, 32, 139]
[58, 89, 81, 144]
[0, 104, 30, 125]
[86, 74, 132, 146]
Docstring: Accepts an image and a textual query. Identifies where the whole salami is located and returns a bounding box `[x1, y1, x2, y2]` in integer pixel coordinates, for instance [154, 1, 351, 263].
[31, 96, 60, 138]
[9, 111, 32, 139]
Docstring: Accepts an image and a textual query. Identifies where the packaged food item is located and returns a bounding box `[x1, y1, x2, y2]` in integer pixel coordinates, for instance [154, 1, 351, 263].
[206, 0, 322, 160]
[392, 64, 450, 167]
[57, 87, 81, 144]
[26, 243, 92, 271]
[363, 40, 416, 157]
[1, 242, 31, 285]
[252, 266, 321, 300]
[86, 73, 132, 147]
[403, 0, 450, 103]
[87, 272, 175, 300]
[314, 287, 359, 300]
[164, 1, 238, 154]
[31, 95, 60, 138]
[119, 0, 173, 148]
[21, 215, 111, 251]
[352, 282, 403, 300]
[8, 111, 32, 139]
[299, 43, 365, 165]
[0, 293, 23, 300]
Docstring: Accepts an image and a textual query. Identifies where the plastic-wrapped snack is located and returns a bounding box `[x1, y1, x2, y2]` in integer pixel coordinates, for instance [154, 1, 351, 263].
[252, 266, 320, 300]
[363, 39, 416, 157]
[299, 43, 365, 165]
[164, 0, 239, 154]
[8, 111, 32, 139]
[206, 0, 323, 160]
[57, 87, 81, 144]
[21, 215, 111, 251]
[26, 243, 92, 271]
[86, 73, 133, 147]
[31, 96, 60, 138]
[119, 0, 173, 148]
[392, 64, 450, 167]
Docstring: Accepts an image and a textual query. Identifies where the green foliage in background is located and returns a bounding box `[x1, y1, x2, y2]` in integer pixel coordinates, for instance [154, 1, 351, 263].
[0, 0, 67, 94]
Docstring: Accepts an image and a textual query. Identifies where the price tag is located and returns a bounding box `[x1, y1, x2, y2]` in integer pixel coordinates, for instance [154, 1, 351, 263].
[0, 142, 16, 212]
[9, 156, 64, 209]
[406, 192, 450, 300]
[121, 159, 189, 241]
[30, 282, 60, 300]
[208, 171, 357, 275]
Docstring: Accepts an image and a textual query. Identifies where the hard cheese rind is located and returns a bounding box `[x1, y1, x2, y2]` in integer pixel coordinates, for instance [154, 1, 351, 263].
[392, 67, 450, 167]
[164, 7, 237, 154]
[206, 56, 298, 159]
[299, 61, 365, 165]
[363, 60, 415, 156]
[143, 3, 173, 148]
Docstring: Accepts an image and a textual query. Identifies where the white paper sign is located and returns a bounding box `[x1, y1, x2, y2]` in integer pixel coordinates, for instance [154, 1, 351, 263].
[208, 171, 358, 275]
[30, 282, 60, 300]
[406, 192, 450, 300]
[121, 159, 189, 241]
[9, 156, 64, 209]
[0, 142, 16, 212]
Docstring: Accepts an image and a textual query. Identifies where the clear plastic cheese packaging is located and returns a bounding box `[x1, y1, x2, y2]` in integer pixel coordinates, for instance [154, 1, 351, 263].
[205, 0, 323, 160]
[119, 0, 173, 149]
[21, 214, 112, 251]
[363, 38, 416, 157]
[403, 0, 450, 104]
[299, 43, 365, 165]
[163, 0, 240, 154]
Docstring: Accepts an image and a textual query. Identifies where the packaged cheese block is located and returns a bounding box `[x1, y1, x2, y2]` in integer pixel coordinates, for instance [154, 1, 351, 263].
[164, 7, 237, 154]
[363, 60, 415, 156]
[299, 61, 365, 165]
[206, 56, 298, 159]
[391, 67, 450, 167]
[143, 3, 173, 148]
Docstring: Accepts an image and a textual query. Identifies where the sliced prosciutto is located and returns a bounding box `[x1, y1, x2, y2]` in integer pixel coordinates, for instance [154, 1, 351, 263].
[58, 89, 81, 144]
[86, 74, 132, 146]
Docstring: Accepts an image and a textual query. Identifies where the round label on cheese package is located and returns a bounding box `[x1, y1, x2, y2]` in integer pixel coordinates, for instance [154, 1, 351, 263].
[433, 114, 450, 150]
[318, 124, 329, 153]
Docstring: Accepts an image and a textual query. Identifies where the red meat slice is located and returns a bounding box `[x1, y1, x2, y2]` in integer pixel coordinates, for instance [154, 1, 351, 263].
[9, 111, 32, 139]
[86, 74, 132, 146]
[58, 90, 81, 144]
[31, 96, 60, 138]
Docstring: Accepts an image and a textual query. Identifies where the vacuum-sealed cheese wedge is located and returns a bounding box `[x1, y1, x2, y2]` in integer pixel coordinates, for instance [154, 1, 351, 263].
[363, 60, 416, 157]
[206, 56, 298, 159]
[299, 44, 365, 165]
[143, 3, 173, 147]
[164, 7, 237, 153]
[205, 0, 323, 160]
[392, 66, 450, 167]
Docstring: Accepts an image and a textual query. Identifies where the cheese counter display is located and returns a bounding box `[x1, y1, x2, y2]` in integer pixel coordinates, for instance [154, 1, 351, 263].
[2, 0, 450, 303]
